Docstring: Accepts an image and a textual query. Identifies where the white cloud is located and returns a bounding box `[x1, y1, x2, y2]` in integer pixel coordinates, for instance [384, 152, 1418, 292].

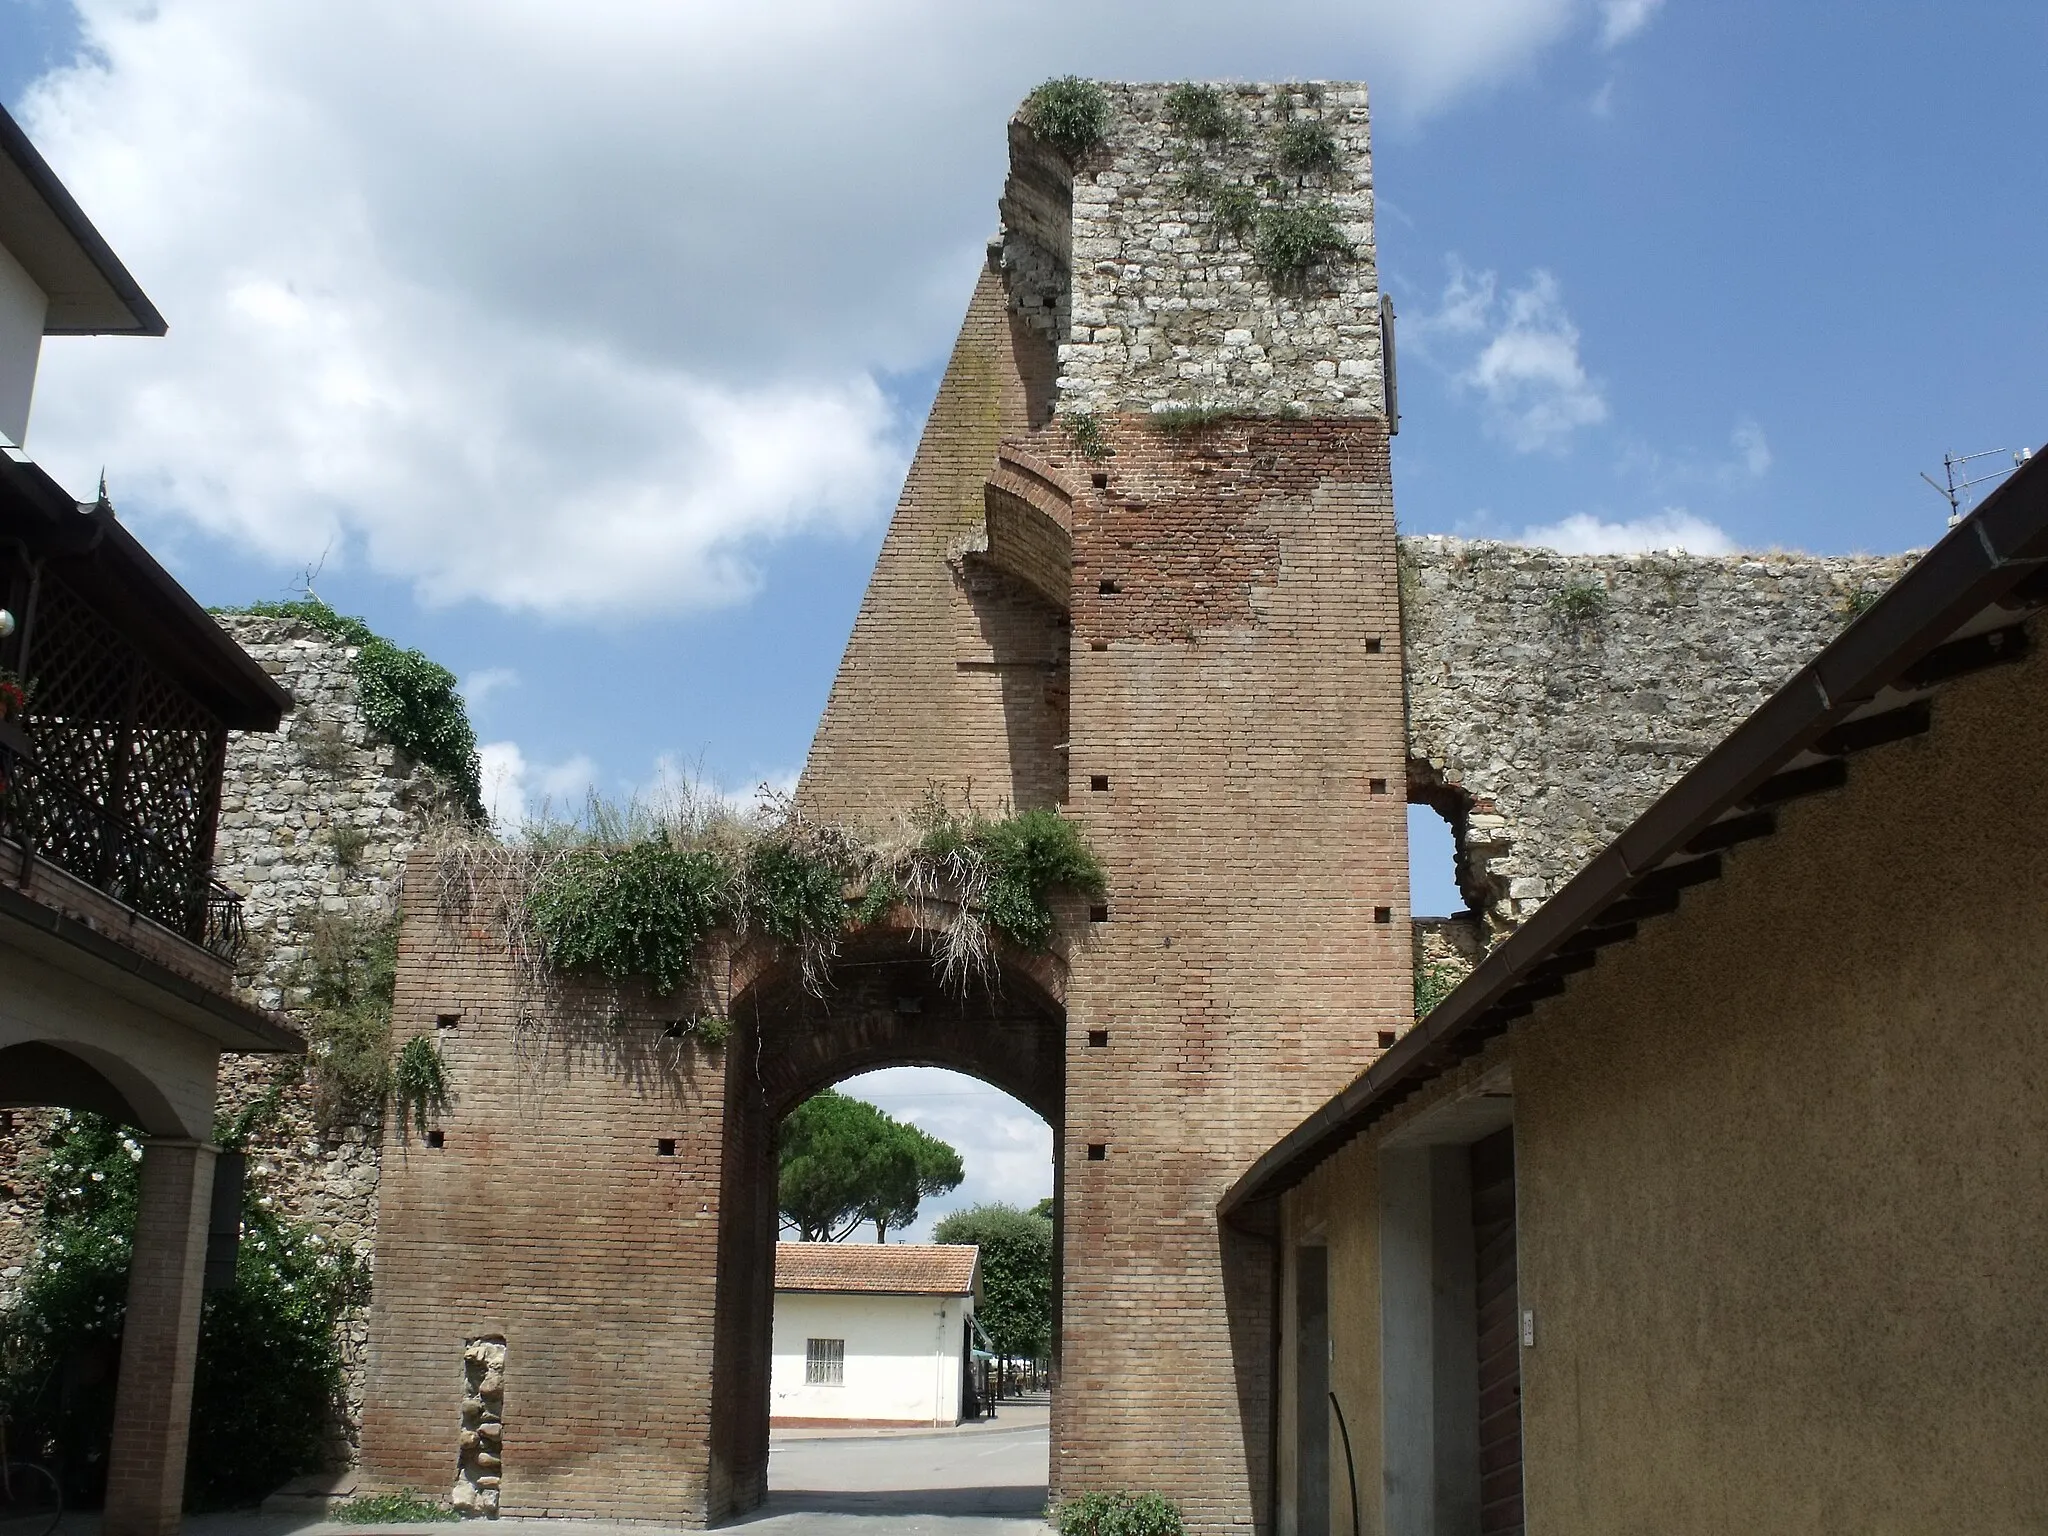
[477, 740, 598, 834]
[1731, 418, 1772, 479]
[461, 667, 520, 710]
[20, 0, 1631, 617]
[1598, 0, 1664, 47]
[1417, 263, 1607, 451]
[1517, 508, 1735, 555]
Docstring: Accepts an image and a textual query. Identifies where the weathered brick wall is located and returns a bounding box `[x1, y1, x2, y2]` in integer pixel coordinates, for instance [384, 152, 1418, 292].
[1059, 412, 1406, 1531]
[361, 853, 733, 1521]
[798, 261, 1068, 829]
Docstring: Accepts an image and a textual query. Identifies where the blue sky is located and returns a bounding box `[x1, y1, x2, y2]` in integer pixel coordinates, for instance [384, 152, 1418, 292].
[5, 0, 2042, 1232]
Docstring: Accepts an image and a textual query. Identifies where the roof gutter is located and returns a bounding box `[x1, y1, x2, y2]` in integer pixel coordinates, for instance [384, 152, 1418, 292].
[1222, 445, 2048, 1220]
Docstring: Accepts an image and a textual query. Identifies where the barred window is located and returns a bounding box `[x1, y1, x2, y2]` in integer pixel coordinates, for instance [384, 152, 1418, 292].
[805, 1338, 845, 1385]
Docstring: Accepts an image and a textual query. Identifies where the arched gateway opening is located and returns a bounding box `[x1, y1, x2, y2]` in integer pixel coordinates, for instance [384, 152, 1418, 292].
[707, 922, 1066, 1515]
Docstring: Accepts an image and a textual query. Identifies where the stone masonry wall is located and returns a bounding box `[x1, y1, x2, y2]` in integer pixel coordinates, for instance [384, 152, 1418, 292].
[1014, 82, 1383, 419]
[1401, 537, 1919, 940]
[210, 613, 455, 1464]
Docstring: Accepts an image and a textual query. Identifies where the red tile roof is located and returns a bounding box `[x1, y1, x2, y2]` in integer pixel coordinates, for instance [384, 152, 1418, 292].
[774, 1242, 979, 1296]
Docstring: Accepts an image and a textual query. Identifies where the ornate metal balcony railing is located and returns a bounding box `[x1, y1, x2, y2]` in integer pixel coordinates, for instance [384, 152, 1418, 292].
[0, 570, 241, 958]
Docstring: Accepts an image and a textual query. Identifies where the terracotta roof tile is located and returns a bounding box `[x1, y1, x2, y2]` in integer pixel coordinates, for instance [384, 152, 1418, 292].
[774, 1242, 979, 1296]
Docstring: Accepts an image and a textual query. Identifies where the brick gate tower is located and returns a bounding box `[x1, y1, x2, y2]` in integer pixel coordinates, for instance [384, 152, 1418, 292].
[798, 81, 1408, 1529]
[358, 80, 1407, 1535]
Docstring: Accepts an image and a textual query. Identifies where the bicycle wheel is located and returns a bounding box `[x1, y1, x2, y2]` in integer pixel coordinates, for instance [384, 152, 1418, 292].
[0, 1461, 61, 1536]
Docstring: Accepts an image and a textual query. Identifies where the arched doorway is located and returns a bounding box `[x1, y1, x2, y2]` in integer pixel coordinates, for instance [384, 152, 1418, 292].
[707, 922, 1066, 1516]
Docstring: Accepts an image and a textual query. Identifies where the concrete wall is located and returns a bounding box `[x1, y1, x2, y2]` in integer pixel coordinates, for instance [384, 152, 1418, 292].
[0, 238, 46, 445]
[769, 1289, 970, 1425]
[1280, 616, 2048, 1533]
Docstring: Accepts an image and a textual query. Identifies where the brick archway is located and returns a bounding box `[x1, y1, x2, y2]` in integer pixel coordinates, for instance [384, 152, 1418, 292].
[704, 921, 1066, 1514]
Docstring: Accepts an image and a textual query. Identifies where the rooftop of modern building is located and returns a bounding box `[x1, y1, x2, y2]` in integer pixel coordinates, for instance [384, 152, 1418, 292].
[0, 98, 163, 337]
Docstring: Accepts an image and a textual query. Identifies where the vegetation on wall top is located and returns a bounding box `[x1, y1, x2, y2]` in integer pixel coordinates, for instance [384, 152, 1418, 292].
[1024, 77, 1110, 161]
[1163, 83, 1241, 142]
[222, 598, 485, 820]
[435, 786, 1106, 1012]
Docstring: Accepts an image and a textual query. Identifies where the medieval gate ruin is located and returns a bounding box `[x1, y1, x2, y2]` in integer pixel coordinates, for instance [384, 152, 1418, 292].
[334, 81, 1911, 1532]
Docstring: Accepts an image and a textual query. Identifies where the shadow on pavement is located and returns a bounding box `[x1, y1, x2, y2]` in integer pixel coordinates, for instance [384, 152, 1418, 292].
[723, 1485, 1047, 1523]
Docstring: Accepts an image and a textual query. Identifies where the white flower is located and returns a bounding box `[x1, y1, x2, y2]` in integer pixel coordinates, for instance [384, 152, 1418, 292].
[90, 1171, 105, 1183]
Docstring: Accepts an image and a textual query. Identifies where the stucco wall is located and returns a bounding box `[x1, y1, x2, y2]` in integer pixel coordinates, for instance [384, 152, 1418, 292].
[1281, 614, 2048, 1533]
[769, 1289, 970, 1425]
[1508, 615, 2048, 1533]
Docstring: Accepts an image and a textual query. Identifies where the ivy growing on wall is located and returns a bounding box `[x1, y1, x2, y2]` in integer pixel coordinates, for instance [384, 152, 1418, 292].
[223, 599, 485, 820]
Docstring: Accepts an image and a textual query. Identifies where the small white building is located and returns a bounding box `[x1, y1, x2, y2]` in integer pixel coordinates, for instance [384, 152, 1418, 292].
[771, 1242, 980, 1427]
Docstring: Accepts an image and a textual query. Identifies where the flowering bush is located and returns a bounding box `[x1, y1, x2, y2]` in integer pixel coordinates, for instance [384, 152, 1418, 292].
[0, 1111, 367, 1510]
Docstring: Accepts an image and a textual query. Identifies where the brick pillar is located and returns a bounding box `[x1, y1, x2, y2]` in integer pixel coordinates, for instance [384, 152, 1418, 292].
[104, 1137, 216, 1536]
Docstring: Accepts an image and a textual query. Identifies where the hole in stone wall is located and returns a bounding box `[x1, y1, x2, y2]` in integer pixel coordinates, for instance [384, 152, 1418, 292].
[1090, 774, 1109, 791]
[1374, 906, 1393, 924]
[1089, 904, 1109, 923]
[437, 1013, 461, 1029]
[1369, 777, 1387, 794]
[1407, 800, 1464, 918]
[1366, 637, 1383, 653]
[1377, 1030, 1397, 1049]
[426, 1130, 445, 1148]
[1087, 1030, 1108, 1047]
[657, 1138, 677, 1156]
[1090, 641, 1109, 652]
[1087, 1144, 1107, 1161]
[1091, 471, 1108, 489]
[1099, 579, 1122, 595]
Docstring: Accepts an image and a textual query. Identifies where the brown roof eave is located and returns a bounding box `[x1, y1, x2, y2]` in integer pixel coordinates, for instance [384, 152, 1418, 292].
[1221, 445, 2048, 1222]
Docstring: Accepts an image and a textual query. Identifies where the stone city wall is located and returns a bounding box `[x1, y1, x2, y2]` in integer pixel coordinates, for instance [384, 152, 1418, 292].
[1005, 81, 1383, 421]
[1401, 537, 1920, 953]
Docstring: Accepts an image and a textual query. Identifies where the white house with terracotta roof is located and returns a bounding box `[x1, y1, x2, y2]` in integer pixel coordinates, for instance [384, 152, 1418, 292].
[771, 1242, 981, 1427]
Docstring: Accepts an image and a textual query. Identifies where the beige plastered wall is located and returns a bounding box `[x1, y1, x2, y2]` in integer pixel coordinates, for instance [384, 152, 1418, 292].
[1279, 612, 2048, 1534]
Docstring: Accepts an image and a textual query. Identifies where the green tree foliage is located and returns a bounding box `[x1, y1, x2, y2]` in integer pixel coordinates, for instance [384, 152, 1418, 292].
[1254, 202, 1352, 285]
[301, 910, 399, 1126]
[223, 599, 484, 819]
[0, 1112, 367, 1510]
[932, 1202, 1053, 1361]
[777, 1091, 964, 1244]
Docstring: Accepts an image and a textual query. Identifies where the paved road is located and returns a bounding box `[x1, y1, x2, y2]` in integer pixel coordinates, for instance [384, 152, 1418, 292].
[729, 1413, 1050, 1534]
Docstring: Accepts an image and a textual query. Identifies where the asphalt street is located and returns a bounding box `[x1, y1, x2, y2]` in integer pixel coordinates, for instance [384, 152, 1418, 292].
[728, 1410, 1051, 1534]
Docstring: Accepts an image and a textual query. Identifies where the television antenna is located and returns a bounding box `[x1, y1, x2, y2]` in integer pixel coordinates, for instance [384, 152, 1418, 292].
[1922, 447, 2033, 528]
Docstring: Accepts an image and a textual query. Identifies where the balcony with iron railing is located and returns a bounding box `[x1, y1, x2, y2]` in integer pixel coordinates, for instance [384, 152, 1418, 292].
[0, 565, 247, 969]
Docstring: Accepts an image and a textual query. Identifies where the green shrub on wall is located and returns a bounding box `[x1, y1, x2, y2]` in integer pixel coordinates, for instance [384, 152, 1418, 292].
[1023, 77, 1111, 161]
[223, 599, 484, 820]
[528, 837, 731, 995]
[500, 796, 1105, 999]
[0, 1112, 367, 1511]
